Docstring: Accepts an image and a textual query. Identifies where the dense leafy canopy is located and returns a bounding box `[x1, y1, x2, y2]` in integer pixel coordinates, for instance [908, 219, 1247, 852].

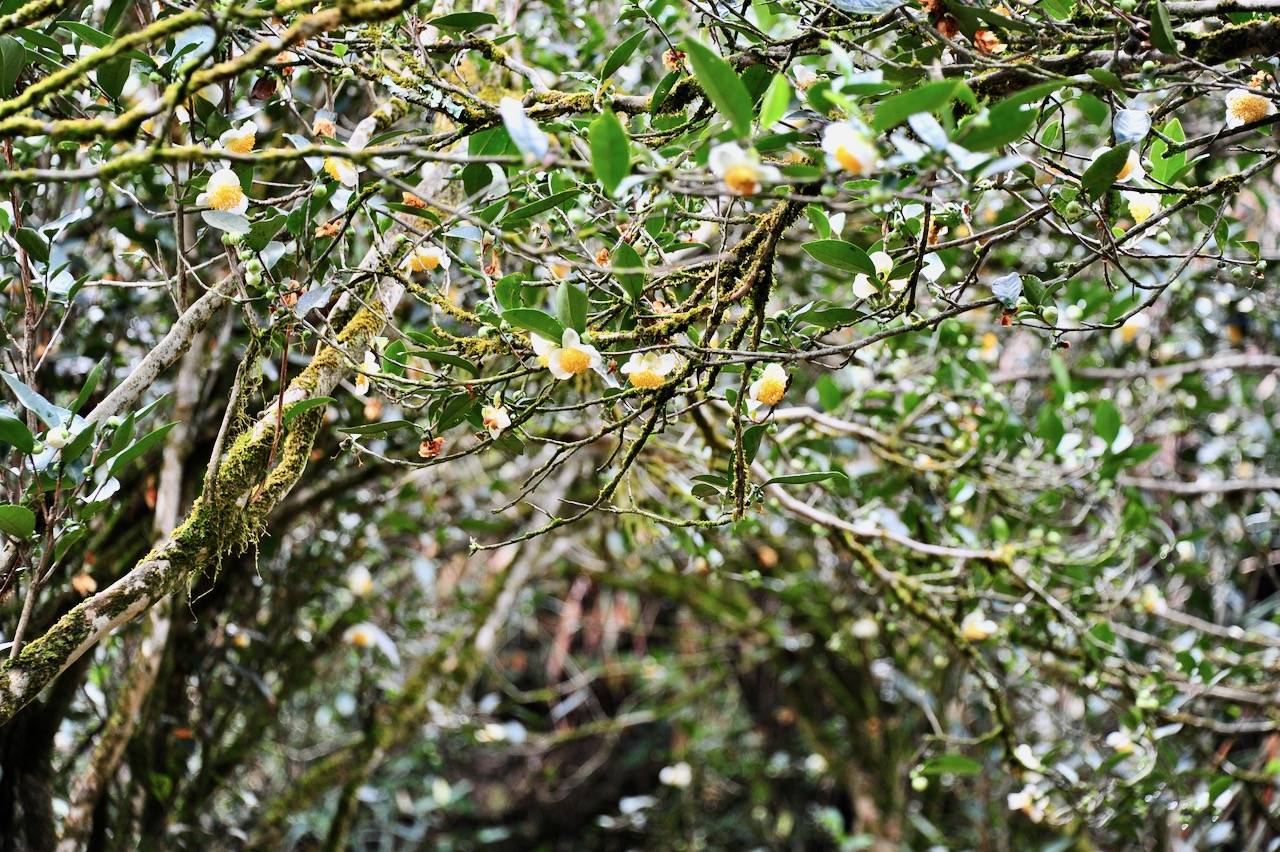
[0, 0, 1279, 847]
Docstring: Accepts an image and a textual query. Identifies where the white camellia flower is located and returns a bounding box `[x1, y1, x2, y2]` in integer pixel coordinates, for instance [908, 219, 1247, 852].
[1224, 88, 1276, 128]
[1105, 729, 1136, 754]
[353, 349, 378, 395]
[1139, 584, 1166, 614]
[620, 351, 679, 389]
[531, 329, 605, 381]
[318, 116, 376, 189]
[853, 251, 943, 298]
[792, 65, 819, 90]
[1111, 312, 1150, 349]
[1013, 744, 1043, 771]
[1123, 191, 1161, 225]
[218, 121, 256, 155]
[850, 616, 879, 639]
[196, 167, 250, 233]
[658, 761, 692, 788]
[323, 155, 358, 187]
[960, 608, 998, 641]
[347, 566, 374, 597]
[1007, 784, 1045, 822]
[822, 121, 880, 176]
[1089, 146, 1143, 184]
[746, 363, 788, 420]
[708, 143, 781, 196]
[404, 244, 450, 273]
[342, 622, 399, 664]
[481, 403, 511, 439]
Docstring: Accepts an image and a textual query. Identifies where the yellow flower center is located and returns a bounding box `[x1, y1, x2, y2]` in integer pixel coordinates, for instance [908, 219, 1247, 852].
[1115, 157, 1133, 181]
[558, 347, 592, 375]
[207, 182, 244, 211]
[408, 252, 440, 272]
[981, 332, 998, 355]
[755, 376, 786, 406]
[313, 118, 336, 137]
[226, 132, 255, 154]
[1120, 323, 1141, 345]
[537, 354, 550, 367]
[1230, 93, 1271, 125]
[1129, 200, 1155, 224]
[350, 630, 372, 648]
[723, 164, 760, 195]
[836, 145, 865, 174]
[630, 369, 664, 389]
[483, 413, 503, 430]
[323, 157, 350, 182]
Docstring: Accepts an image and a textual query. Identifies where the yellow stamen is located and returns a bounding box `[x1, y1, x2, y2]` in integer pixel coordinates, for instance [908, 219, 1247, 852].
[1230, 93, 1271, 125]
[723, 164, 760, 195]
[755, 377, 786, 406]
[226, 133, 255, 154]
[629, 369, 664, 389]
[835, 146, 864, 174]
[408, 252, 440, 272]
[207, 182, 244, 211]
[558, 348, 592, 375]
[323, 157, 350, 182]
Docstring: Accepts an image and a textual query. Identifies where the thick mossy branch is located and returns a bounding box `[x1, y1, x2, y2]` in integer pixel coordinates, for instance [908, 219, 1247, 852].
[0, 297, 388, 725]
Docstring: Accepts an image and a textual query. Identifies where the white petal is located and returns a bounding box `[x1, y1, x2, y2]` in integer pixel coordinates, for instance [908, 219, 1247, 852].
[201, 210, 251, 234]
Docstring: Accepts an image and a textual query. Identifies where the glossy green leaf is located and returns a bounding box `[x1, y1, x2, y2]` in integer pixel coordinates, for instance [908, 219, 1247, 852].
[683, 38, 754, 137]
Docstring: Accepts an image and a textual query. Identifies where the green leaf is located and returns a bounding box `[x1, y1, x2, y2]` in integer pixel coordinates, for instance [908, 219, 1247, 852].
[0, 36, 24, 97]
[502, 308, 565, 343]
[502, 189, 579, 225]
[802, 239, 875, 275]
[71, 359, 105, 413]
[57, 22, 112, 48]
[1039, 0, 1075, 19]
[1079, 143, 1131, 202]
[14, 227, 48, 263]
[743, 423, 768, 465]
[411, 349, 481, 377]
[612, 242, 646, 303]
[0, 504, 35, 539]
[683, 38, 754, 137]
[428, 11, 498, 30]
[1086, 67, 1126, 96]
[1095, 400, 1121, 445]
[588, 110, 629, 195]
[601, 30, 646, 80]
[0, 414, 34, 452]
[109, 422, 176, 476]
[1149, 0, 1178, 55]
[96, 55, 129, 100]
[1149, 118, 1185, 184]
[555, 281, 589, 333]
[758, 74, 791, 128]
[0, 371, 67, 427]
[282, 396, 334, 424]
[920, 754, 982, 776]
[872, 80, 960, 132]
[381, 338, 407, 378]
[765, 471, 848, 486]
[957, 101, 1036, 151]
[650, 71, 679, 116]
